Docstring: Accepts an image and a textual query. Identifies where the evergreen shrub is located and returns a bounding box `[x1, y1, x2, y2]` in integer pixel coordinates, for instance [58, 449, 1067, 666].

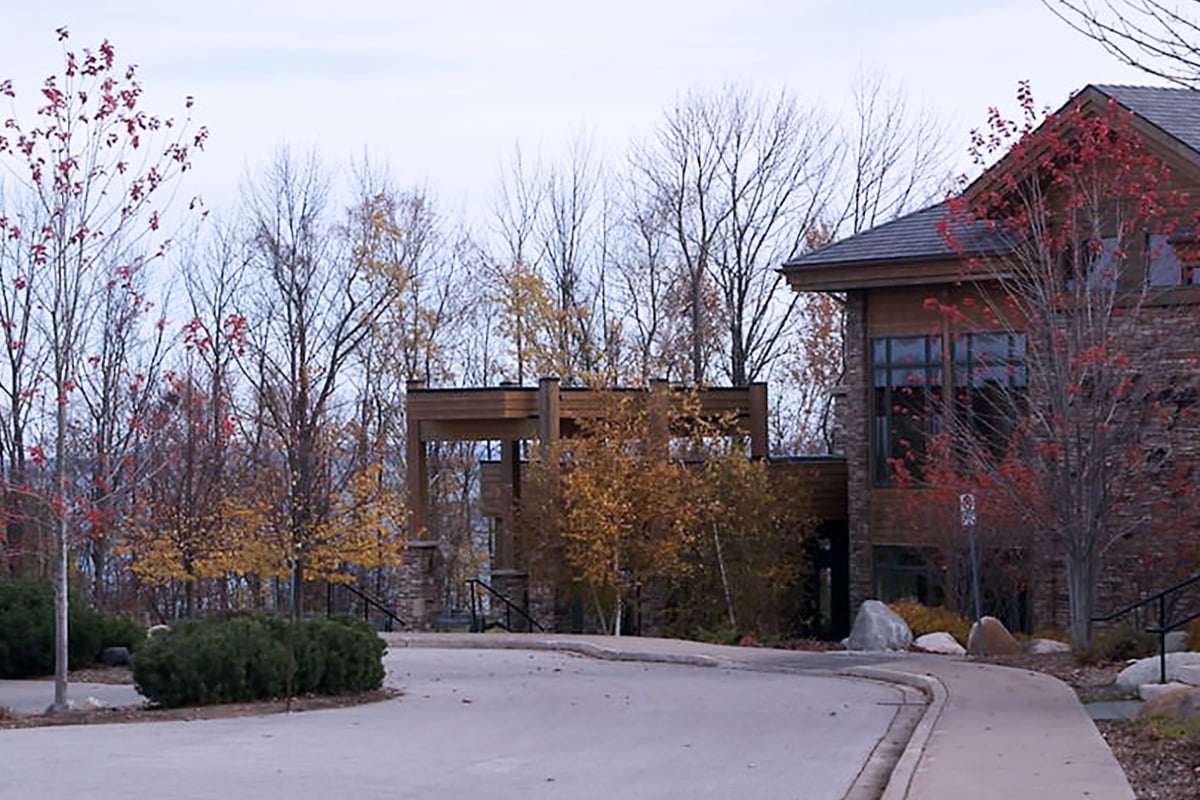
[0, 577, 144, 677]
[131, 615, 385, 708]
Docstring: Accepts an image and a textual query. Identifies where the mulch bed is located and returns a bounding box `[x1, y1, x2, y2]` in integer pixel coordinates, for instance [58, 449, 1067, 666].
[1096, 719, 1200, 800]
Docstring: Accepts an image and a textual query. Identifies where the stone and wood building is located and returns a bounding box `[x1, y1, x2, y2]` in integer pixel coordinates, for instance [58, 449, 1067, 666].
[782, 84, 1200, 633]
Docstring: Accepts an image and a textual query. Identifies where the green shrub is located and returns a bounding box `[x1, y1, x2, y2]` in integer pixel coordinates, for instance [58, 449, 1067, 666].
[131, 615, 385, 708]
[0, 577, 141, 676]
[890, 601, 972, 646]
[1081, 623, 1158, 663]
[93, 613, 146, 653]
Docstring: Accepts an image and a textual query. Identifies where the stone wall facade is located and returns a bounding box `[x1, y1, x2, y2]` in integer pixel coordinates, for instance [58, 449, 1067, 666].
[842, 290, 874, 612]
[841, 284, 1200, 633]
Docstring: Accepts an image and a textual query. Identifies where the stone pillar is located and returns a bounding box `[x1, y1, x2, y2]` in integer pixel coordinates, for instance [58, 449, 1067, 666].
[843, 291, 873, 612]
[398, 540, 441, 631]
[405, 379, 429, 539]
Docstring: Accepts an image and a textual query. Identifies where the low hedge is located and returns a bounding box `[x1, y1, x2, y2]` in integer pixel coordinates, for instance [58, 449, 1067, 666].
[131, 615, 385, 708]
[0, 577, 144, 677]
[890, 601, 972, 646]
[1080, 622, 1158, 663]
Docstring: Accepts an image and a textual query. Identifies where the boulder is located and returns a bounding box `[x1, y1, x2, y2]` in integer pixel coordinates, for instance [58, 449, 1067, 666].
[967, 616, 1022, 656]
[1115, 652, 1200, 693]
[914, 631, 965, 656]
[1025, 638, 1072, 655]
[1137, 686, 1200, 721]
[100, 646, 130, 667]
[81, 696, 107, 711]
[1138, 681, 1193, 702]
[846, 600, 913, 651]
[1165, 630, 1190, 653]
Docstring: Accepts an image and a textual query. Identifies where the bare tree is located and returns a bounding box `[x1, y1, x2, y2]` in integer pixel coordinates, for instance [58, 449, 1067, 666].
[633, 85, 842, 386]
[75, 255, 170, 607]
[841, 70, 954, 235]
[238, 149, 396, 618]
[1045, 0, 1200, 87]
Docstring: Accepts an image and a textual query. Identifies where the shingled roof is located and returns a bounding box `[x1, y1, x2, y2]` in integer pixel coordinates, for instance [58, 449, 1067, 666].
[783, 84, 1200, 273]
[1093, 84, 1200, 155]
[782, 203, 1007, 268]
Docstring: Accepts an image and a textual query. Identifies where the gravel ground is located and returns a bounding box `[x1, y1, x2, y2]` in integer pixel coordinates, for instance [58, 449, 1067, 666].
[1096, 720, 1200, 800]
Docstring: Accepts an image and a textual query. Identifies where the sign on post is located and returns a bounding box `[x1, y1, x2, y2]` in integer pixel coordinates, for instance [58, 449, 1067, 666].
[959, 492, 977, 527]
[960, 492, 981, 622]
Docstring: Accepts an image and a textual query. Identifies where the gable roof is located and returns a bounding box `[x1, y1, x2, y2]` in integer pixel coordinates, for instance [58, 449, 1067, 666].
[1091, 84, 1200, 156]
[784, 204, 956, 268]
[783, 83, 1200, 276]
[782, 203, 1008, 269]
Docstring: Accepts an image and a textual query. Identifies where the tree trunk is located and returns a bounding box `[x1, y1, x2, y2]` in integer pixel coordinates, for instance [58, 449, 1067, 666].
[291, 561, 305, 621]
[1066, 551, 1096, 649]
[52, 395, 69, 712]
[714, 527, 736, 629]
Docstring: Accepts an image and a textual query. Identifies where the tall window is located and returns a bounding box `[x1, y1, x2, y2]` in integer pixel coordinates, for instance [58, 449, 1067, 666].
[872, 331, 1027, 484]
[953, 332, 1027, 460]
[872, 336, 943, 484]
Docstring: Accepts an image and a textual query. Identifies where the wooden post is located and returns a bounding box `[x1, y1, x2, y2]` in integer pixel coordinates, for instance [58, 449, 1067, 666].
[405, 379, 429, 539]
[538, 376, 561, 450]
[748, 382, 769, 459]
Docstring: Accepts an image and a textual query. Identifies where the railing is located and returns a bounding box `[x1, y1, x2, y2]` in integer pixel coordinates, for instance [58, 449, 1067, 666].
[466, 578, 545, 633]
[327, 582, 406, 631]
[1092, 572, 1200, 684]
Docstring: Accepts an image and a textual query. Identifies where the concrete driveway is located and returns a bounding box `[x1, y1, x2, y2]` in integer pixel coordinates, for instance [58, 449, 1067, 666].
[0, 648, 900, 800]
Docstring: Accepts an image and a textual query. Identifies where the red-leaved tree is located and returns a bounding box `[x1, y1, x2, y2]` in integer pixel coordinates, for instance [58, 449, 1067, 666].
[927, 84, 1200, 646]
[0, 29, 204, 709]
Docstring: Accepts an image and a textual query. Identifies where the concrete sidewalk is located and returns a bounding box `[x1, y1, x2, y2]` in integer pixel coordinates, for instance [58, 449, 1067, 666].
[385, 632, 1135, 800]
[0, 678, 144, 715]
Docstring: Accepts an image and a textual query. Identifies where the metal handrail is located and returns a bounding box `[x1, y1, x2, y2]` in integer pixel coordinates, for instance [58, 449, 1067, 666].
[337, 582, 407, 631]
[466, 578, 545, 633]
[1092, 571, 1200, 684]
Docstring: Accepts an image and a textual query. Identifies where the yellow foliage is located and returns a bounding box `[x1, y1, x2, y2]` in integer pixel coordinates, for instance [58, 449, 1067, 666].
[891, 601, 972, 646]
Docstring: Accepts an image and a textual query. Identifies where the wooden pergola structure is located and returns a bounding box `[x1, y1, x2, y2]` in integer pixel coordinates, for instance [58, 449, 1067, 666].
[403, 377, 769, 628]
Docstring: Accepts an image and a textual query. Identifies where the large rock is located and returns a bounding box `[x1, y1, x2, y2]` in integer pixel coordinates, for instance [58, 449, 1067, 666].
[100, 646, 130, 667]
[1025, 638, 1072, 655]
[914, 631, 965, 656]
[846, 600, 913, 651]
[967, 616, 1022, 656]
[1165, 630, 1190, 653]
[1137, 686, 1200, 721]
[1115, 652, 1200, 693]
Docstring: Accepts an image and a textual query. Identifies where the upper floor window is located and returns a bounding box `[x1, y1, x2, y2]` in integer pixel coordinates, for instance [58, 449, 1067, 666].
[953, 332, 1027, 461]
[1147, 234, 1200, 287]
[872, 335, 942, 485]
[1064, 236, 1119, 291]
[872, 331, 1027, 485]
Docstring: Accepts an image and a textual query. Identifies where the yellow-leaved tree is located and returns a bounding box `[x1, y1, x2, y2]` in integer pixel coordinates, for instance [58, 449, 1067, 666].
[523, 387, 810, 637]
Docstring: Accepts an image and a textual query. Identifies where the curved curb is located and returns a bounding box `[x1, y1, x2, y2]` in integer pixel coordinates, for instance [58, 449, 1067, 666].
[383, 632, 724, 669]
[840, 667, 948, 800]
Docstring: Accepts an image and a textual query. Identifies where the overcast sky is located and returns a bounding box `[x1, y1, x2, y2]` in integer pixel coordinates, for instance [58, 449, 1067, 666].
[0, 1, 1163, 227]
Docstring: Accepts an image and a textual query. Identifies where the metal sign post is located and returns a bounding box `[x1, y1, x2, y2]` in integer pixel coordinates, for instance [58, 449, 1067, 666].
[960, 492, 982, 621]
